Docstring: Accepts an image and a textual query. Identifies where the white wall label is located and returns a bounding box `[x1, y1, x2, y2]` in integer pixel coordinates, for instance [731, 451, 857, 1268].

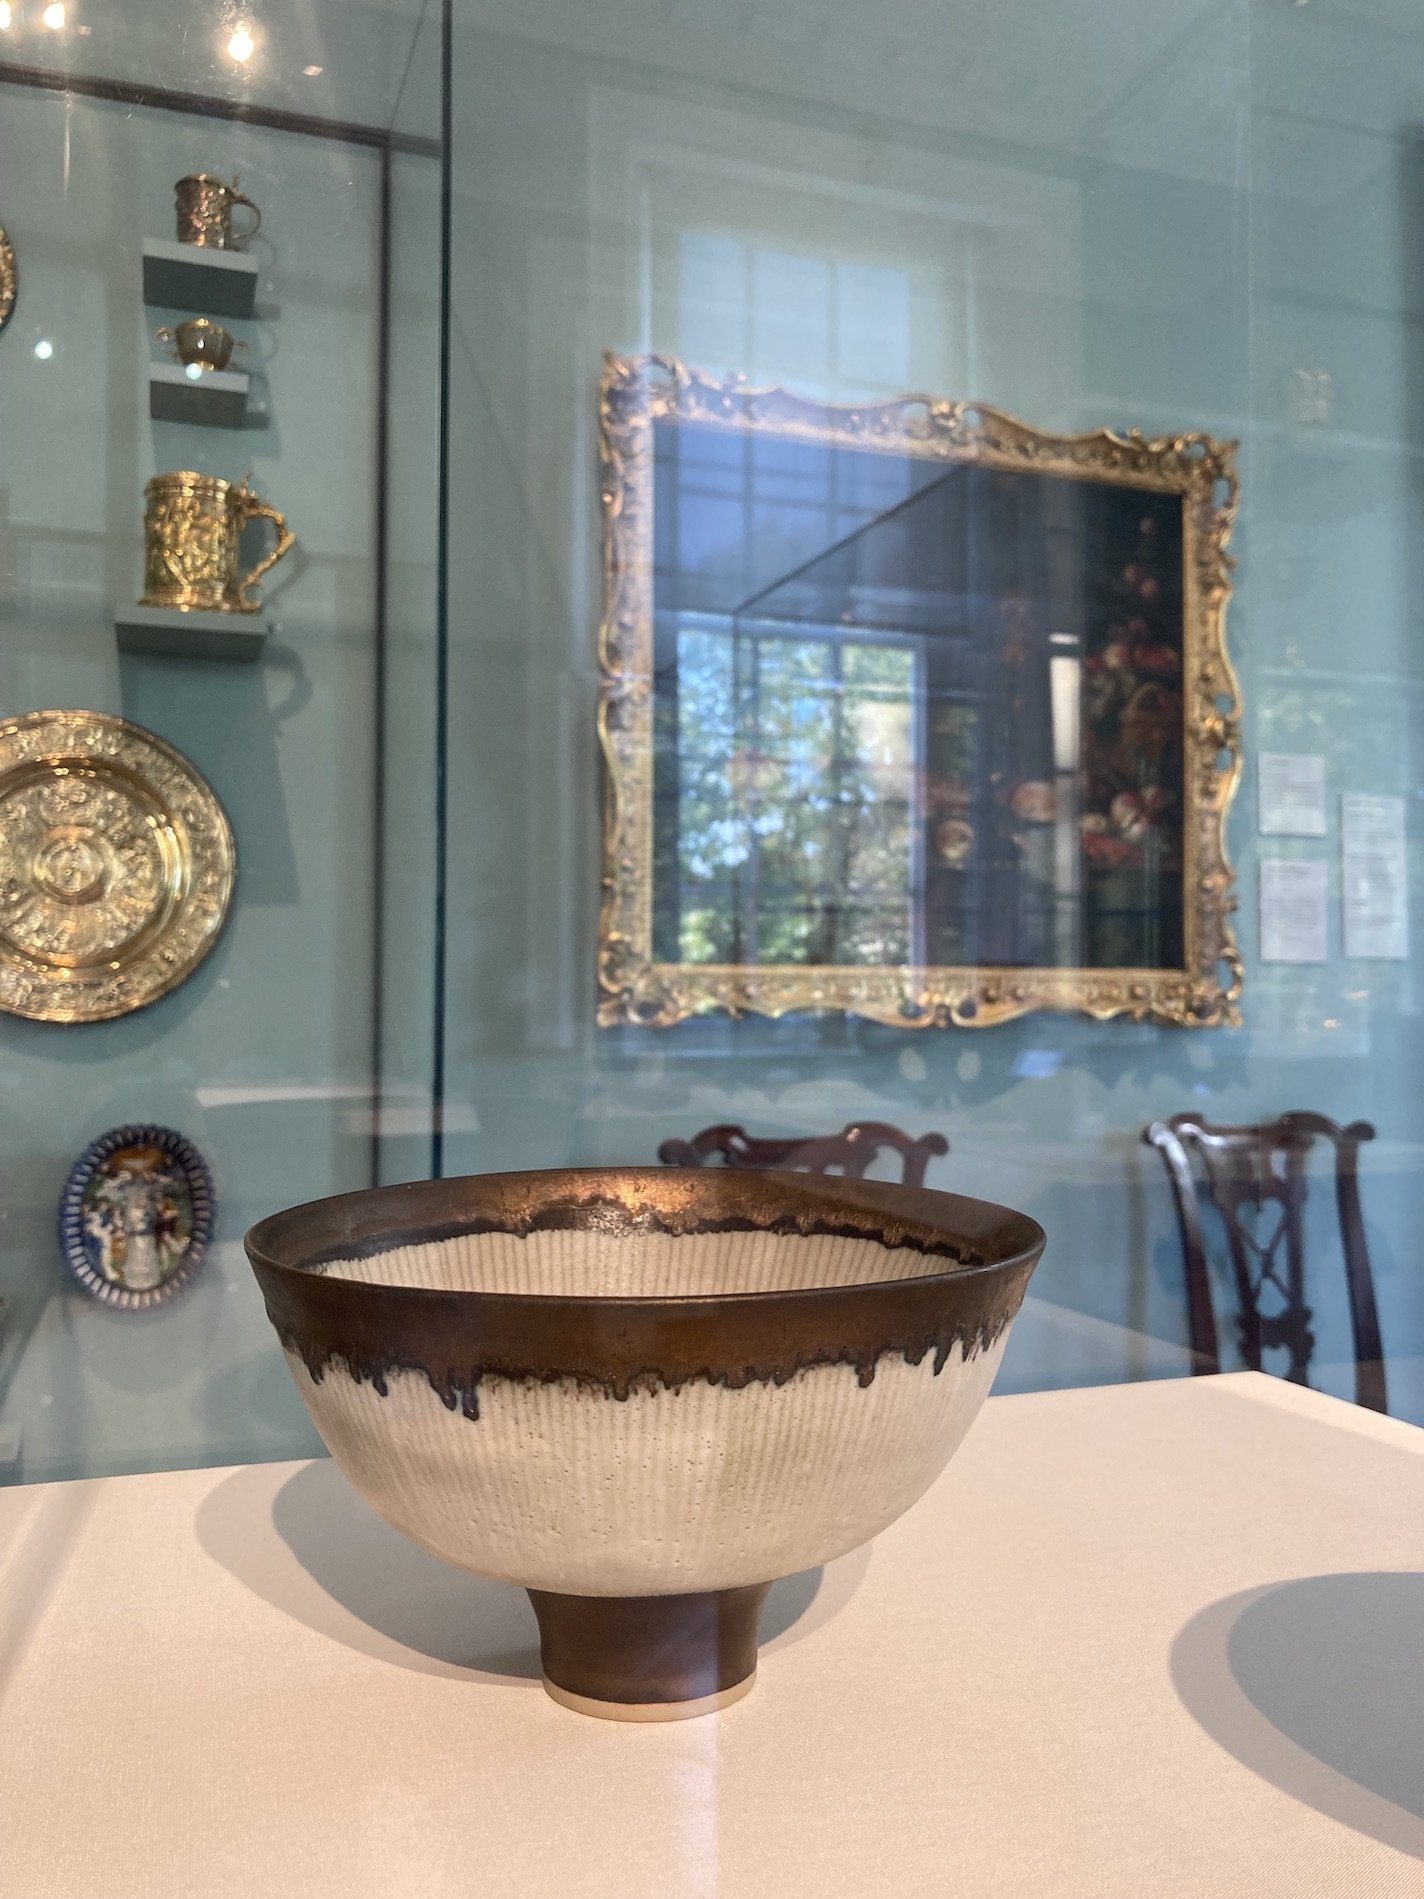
[1258, 753, 1327, 836]
[1259, 858, 1328, 963]
[1342, 792, 1408, 960]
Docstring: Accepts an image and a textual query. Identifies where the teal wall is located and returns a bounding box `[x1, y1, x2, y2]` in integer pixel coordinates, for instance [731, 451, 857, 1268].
[4, 0, 1422, 1487]
[441, 3, 1424, 1418]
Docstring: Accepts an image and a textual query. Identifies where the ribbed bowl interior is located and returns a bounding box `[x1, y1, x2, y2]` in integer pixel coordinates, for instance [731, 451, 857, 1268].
[318, 1227, 954, 1298]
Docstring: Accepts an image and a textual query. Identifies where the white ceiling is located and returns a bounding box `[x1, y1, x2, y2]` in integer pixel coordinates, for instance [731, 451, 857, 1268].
[8, 0, 1421, 173]
[448, 0, 1424, 189]
[455, 0, 1242, 174]
[1, 0, 440, 139]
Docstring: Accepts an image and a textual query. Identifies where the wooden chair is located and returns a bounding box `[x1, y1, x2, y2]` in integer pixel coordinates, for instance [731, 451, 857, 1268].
[658, 1121, 949, 1189]
[1142, 1111, 1385, 1413]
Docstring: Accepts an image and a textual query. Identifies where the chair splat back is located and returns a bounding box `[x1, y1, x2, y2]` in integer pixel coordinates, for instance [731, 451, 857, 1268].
[1142, 1111, 1385, 1413]
[658, 1122, 949, 1190]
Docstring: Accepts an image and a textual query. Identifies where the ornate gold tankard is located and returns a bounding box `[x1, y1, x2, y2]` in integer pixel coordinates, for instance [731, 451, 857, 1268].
[174, 173, 262, 249]
[141, 472, 294, 615]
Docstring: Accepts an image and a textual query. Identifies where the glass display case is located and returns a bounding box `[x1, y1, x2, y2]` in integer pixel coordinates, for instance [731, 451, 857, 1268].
[438, 0, 1422, 1436]
[4, 4, 1424, 1893]
[2, 0, 1421, 1487]
[0, 0, 441, 1480]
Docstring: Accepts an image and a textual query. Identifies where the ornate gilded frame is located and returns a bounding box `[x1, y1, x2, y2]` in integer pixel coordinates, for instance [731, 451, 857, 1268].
[0, 226, 15, 335]
[597, 352, 1242, 1029]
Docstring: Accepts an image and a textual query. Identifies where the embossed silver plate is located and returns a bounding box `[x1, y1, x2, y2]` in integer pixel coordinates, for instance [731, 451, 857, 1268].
[0, 710, 235, 1023]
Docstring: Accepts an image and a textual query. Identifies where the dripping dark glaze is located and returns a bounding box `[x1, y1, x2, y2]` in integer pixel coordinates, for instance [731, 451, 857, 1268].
[247, 1167, 1042, 1429]
[268, 1306, 1018, 1423]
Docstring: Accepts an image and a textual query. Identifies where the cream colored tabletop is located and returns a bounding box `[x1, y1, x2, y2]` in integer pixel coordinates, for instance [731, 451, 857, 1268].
[2, 1372, 1421, 1897]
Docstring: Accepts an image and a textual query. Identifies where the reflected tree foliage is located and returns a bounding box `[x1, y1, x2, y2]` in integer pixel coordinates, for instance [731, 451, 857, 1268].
[673, 623, 915, 966]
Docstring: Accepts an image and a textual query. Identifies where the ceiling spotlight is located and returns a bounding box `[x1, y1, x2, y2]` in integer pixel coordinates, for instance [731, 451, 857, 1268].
[226, 23, 256, 63]
[41, 1, 66, 28]
[0, 3, 13, 30]
[34, 340, 54, 361]
[303, 64, 323, 77]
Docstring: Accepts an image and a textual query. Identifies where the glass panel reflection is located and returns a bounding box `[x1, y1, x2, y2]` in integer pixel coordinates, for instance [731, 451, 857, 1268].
[650, 413, 1187, 975]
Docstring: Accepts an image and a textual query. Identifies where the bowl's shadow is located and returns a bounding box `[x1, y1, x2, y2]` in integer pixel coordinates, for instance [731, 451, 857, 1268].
[195, 1460, 870, 1686]
[1171, 1572, 1424, 1859]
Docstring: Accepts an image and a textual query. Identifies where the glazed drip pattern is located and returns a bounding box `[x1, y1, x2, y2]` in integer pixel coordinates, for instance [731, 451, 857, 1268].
[286, 1336, 1007, 1595]
[320, 1227, 945, 1298]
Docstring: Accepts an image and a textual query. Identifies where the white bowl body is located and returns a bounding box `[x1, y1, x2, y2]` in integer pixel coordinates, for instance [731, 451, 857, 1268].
[287, 1223, 1016, 1595]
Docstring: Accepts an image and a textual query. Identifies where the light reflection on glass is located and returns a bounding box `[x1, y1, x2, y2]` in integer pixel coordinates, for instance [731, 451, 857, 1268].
[650, 416, 1189, 974]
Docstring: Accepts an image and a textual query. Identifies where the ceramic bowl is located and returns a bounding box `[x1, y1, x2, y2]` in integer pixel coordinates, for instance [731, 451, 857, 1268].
[246, 1168, 1043, 1720]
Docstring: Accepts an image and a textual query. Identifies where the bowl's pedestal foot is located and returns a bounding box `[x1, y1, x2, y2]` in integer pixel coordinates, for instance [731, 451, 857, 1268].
[527, 1581, 772, 1722]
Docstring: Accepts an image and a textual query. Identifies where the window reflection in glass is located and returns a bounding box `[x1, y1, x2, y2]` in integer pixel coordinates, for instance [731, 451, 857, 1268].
[650, 411, 1187, 975]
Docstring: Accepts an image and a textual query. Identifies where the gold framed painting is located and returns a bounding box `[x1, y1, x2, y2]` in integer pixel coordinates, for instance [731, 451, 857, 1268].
[597, 352, 1242, 1029]
[0, 225, 15, 334]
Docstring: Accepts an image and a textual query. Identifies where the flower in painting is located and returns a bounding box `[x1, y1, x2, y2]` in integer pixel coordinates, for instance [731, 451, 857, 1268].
[1110, 790, 1156, 842]
[1131, 642, 1180, 678]
[1009, 779, 1057, 824]
[933, 818, 975, 868]
[923, 771, 973, 816]
[1081, 821, 1141, 870]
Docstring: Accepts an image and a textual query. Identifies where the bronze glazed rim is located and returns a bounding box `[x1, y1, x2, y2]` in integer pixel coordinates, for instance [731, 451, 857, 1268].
[246, 1169, 1043, 1427]
[244, 1166, 1045, 1303]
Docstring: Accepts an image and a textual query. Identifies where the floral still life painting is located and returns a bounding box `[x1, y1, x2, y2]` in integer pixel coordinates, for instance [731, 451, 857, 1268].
[598, 354, 1241, 1028]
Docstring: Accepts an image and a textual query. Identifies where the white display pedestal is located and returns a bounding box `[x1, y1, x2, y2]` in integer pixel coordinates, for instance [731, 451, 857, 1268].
[1, 1373, 1420, 1896]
